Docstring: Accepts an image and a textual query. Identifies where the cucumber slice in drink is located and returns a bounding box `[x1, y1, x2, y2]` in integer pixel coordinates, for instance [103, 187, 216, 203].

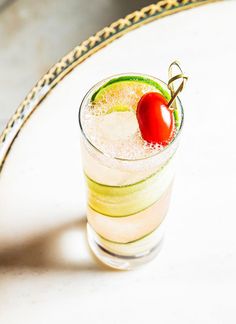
[87, 185, 172, 244]
[86, 157, 174, 217]
[88, 221, 165, 257]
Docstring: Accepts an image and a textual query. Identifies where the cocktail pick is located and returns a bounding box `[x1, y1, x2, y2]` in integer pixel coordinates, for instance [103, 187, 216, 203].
[167, 61, 188, 110]
[136, 61, 188, 145]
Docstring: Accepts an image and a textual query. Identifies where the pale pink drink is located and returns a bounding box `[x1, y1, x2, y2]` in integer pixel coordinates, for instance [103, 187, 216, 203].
[79, 74, 183, 269]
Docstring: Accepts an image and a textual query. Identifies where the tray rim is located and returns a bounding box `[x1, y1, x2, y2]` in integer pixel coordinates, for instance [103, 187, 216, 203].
[0, 0, 219, 172]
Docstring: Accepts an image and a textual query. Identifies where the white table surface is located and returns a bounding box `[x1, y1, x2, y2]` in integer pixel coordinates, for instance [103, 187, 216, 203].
[0, 2, 236, 323]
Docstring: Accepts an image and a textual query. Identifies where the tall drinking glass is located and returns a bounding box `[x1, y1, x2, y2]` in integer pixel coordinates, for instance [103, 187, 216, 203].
[79, 74, 184, 270]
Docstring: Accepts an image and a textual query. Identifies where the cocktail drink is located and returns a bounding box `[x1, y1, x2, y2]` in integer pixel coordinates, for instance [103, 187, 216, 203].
[79, 72, 184, 269]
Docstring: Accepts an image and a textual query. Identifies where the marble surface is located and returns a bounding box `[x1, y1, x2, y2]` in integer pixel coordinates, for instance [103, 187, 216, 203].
[0, 1, 236, 323]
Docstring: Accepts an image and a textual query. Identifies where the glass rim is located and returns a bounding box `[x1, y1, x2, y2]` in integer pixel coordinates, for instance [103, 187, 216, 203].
[78, 72, 184, 162]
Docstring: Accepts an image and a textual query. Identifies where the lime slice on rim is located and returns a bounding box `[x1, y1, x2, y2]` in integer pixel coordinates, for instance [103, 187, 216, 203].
[91, 75, 170, 114]
[91, 75, 180, 127]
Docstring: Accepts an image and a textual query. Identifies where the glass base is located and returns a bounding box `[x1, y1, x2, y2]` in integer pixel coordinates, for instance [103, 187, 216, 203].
[87, 223, 165, 270]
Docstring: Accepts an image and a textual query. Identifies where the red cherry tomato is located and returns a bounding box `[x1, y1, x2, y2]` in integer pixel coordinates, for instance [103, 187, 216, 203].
[136, 92, 175, 145]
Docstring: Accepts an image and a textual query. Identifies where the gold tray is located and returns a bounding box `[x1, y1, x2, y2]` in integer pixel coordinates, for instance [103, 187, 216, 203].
[1, 1, 235, 322]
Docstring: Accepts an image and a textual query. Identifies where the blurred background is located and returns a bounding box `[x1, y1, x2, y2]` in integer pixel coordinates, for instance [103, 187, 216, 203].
[0, 0, 154, 131]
